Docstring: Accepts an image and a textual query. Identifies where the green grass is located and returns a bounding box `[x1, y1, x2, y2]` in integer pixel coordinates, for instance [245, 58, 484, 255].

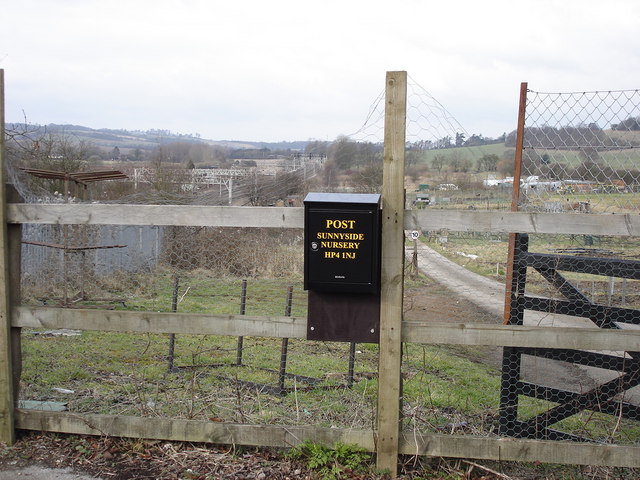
[530, 147, 640, 170]
[20, 324, 379, 425]
[402, 343, 501, 429]
[117, 273, 308, 317]
[20, 320, 640, 442]
[413, 143, 507, 166]
[18, 266, 640, 443]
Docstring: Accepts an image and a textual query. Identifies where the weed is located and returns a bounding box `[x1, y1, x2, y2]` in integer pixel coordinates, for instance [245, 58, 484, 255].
[287, 441, 372, 480]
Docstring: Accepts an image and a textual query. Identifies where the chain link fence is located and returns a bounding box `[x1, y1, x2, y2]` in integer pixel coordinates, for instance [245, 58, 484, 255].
[497, 88, 640, 443]
[397, 85, 640, 446]
[520, 89, 640, 214]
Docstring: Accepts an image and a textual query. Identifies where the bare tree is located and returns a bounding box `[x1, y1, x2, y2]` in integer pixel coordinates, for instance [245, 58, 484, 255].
[431, 154, 446, 173]
[329, 135, 357, 170]
[6, 124, 91, 173]
[477, 154, 499, 172]
[5, 124, 95, 196]
[353, 163, 383, 193]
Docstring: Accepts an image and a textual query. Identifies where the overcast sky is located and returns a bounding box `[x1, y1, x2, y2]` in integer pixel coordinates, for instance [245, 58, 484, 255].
[2, 0, 639, 143]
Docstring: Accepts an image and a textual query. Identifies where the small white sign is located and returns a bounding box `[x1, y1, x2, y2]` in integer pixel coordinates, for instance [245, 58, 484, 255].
[410, 230, 420, 240]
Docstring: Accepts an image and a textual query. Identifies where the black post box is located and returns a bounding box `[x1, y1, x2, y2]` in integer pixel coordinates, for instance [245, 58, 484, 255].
[304, 193, 381, 343]
[304, 193, 381, 294]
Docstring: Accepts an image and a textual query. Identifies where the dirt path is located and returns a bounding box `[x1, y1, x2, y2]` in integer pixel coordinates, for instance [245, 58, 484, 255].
[0, 466, 103, 479]
[407, 242, 640, 404]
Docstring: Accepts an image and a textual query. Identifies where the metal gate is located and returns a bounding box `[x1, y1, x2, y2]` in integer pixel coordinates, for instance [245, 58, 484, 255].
[500, 233, 640, 440]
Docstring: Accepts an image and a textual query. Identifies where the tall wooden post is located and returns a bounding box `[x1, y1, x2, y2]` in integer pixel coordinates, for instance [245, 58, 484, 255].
[0, 69, 16, 444]
[7, 185, 22, 419]
[376, 71, 407, 475]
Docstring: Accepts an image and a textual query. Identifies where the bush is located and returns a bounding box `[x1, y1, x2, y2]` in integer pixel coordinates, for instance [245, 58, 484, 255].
[161, 227, 303, 277]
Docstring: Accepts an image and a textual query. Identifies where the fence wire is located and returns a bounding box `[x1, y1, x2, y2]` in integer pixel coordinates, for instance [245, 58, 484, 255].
[11, 81, 640, 462]
[8, 124, 380, 431]
[520, 89, 640, 213]
[18, 222, 380, 429]
[400, 86, 640, 447]
[499, 89, 640, 443]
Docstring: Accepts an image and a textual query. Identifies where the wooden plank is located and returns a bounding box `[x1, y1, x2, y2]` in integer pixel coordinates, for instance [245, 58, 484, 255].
[376, 70, 407, 475]
[11, 203, 640, 237]
[8, 204, 304, 228]
[399, 433, 640, 468]
[13, 307, 307, 338]
[14, 409, 640, 468]
[402, 321, 640, 351]
[0, 68, 15, 445]
[7, 186, 23, 417]
[15, 410, 376, 451]
[14, 307, 640, 352]
[405, 209, 640, 236]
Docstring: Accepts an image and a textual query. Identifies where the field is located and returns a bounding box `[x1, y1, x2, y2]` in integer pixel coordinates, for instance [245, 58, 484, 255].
[411, 129, 640, 171]
[405, 133, 640, 217]
[411, 143, 507, 165]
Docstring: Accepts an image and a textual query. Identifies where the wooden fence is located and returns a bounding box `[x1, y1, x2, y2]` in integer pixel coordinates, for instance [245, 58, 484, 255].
[2, 70, 640, 476]
[3, 204, 640, 472]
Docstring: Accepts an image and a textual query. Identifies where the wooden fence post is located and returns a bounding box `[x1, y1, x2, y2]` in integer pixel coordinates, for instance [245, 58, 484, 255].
[376, 71, 407, 475]
[0, 69, 16, 445]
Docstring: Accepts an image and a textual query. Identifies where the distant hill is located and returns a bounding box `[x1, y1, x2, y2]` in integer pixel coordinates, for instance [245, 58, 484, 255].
[6, 123, 309, 152]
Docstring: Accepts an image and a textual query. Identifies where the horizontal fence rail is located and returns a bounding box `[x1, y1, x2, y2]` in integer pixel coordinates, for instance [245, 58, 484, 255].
[15, 410, 376, 450]
[402, 321, 640, 351]
[8, 204, 304, 228]
[9, 203, 640, 236]
[407, 209, 640, 236]
[14, 307, 306, 338]
[14, 410, 640, 468]
[399, 433, 640, 468]
[13, 307, 640, 352]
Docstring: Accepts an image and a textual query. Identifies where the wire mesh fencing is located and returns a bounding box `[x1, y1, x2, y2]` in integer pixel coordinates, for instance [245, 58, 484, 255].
[401, 232, 640, 445]
[18, 222, 380, 429]
[10, 79, 640, 460]
[519, 89, 640, 213]
[8, 124, 381, 430]
[399, 86, 640, 446]
[497, 88, 640, 443]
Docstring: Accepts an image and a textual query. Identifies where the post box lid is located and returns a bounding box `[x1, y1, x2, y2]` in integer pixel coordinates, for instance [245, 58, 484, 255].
[304, 192, 381, 205]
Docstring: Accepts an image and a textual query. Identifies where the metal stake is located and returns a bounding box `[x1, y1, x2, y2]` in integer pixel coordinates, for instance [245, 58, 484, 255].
[168, 274, 179, 372]
[236, 279, 248, 366]
[347, 342, 357, 388]
[278, 286, 294, 394]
